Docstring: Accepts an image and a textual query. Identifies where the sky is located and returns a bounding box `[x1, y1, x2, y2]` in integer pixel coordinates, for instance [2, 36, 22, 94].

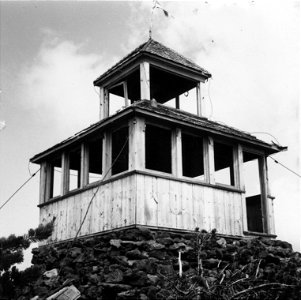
[0, 0, 300, 252]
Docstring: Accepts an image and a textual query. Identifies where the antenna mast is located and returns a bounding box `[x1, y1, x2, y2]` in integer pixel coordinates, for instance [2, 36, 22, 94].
[149, 0, 156, 39]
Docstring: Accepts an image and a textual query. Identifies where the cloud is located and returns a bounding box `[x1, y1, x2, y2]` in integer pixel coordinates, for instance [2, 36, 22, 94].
[18, 30, 109, 134]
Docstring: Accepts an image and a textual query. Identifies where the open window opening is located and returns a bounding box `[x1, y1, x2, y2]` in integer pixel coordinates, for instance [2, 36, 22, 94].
[243, 151, 264, 233]
[149, 65, 198, 113]
[69, 148, 81, 191]
[88, 137, 103, 183]
[145, 124, 172, 173]
[177, 88, 198, 114]
[112, 126, 129, 175]
[108, 68, 140, 115]
[50, 156, 62, 198]
[214, 141, 234, 186]
[182, 133, 205, 179]
[109, 88, 127, 116]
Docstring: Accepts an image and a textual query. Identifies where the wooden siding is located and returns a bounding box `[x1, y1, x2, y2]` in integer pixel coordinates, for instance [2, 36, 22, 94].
[41, 172, 245, 242]
[40, 175, 136, 242]
[136, 173, 244, 236]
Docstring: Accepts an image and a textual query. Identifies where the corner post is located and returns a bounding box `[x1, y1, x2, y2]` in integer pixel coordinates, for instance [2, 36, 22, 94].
[123, 82, 129, 107]
[207, 137, 215, 184]
[259, 156, 270, 234]
[80, 143, 89, 188]
[196, 82, 202, 117]
[140, 61, 150, 100]
[61, 152, 70, 195]
[238, 145, 248, 232]
[99, 87, 105, 120]
[172, 128, 182, 177]
[129, 117, 145, 171]
[39, 162, 52, 204]
[265, 158, 276, 234]
[103, 131, 112, 178]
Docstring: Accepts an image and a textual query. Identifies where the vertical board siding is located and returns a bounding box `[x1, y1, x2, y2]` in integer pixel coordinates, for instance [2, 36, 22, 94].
[136, 174, 244, 236]
[40, 175, 136, 242]
[40, 173, 244, 242]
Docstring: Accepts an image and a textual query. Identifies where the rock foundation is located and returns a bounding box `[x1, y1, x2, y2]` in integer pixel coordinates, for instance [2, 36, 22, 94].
[7, 228, 301, 299]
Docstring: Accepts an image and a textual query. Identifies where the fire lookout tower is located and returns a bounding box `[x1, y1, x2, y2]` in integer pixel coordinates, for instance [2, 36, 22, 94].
[31, 39, 285, 242]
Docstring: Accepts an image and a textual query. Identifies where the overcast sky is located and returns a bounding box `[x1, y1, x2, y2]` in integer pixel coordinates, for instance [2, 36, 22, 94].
[0, 0, 300, 251]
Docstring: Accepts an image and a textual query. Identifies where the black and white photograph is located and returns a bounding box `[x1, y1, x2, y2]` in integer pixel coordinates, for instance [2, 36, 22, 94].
[0, 0, 300, 298]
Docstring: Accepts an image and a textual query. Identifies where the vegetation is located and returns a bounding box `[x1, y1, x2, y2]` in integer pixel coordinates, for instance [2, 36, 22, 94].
[0, 220, 54, 297]
[162, 229, 301, 300]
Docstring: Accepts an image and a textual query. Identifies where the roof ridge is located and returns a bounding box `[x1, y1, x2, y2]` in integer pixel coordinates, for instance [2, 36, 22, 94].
[145, 39, 201, 69]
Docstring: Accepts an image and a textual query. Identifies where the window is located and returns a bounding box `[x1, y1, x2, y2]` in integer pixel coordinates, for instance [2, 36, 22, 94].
[50, 156, 62, 198]
[145, 124, 171, 173]
[182, 133, 204, 179]
[69, 148, 81, 191]
[214, 141, 234, 186]
[243, 151, 264, 232]
[88, 138, 103, 183]
[112, 126, 129, 175]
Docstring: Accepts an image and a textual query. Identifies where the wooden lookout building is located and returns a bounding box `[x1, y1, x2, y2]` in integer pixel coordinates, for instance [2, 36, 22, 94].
[31, 39, 285, 243]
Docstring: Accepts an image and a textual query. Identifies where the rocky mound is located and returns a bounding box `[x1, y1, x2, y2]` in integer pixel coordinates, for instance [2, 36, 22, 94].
[3, 228, 301, 299]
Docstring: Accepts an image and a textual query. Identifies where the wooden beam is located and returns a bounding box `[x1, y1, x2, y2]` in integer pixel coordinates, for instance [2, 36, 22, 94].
[129, 117, 145, 171]
[237, 145, 248, 232]
[123, 81, 129, 107]
[207, 137, 215, 184]
[99, 86, 105, 120]
[172, 128, 182, 177]
[259, 156, 269, 234]
[203, 137, 210, 183]
[196, 82, 202, 117]
[175, 96, 180, 109]
[39, 162, 52, 204]
[265, 159, 276, 234]
[233, 145, 240, 189]
[103, 131, 112, 178]
[80, 143, 89, 187]
[140, 62, 150, 100]
[237, 145, 245, 191]
[104, 89, 109, 118]
[61, 152, 70, 195]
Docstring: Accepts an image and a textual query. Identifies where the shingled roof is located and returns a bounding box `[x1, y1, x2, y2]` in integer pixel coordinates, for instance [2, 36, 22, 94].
[30, 101, 285, 163]
[93, 38, 211, 86]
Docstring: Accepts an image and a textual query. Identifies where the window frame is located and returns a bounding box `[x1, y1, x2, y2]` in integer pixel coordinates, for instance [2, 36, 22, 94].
[181, 130, 207, 182]
[111, 124, 130, 177]
[241, 146, 268, 234]
[144, 121, 173, 176]
[212, 138, 238, 188]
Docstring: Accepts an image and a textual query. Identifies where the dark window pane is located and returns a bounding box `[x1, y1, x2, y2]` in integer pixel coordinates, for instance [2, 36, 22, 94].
[88, 138, 103, 183]
[145, 125, 171, 173]
[246, 195, 264, 233]
[214, 142, 234, 186]
[112, 127, 129, 175]
[182, 133, 204, 179]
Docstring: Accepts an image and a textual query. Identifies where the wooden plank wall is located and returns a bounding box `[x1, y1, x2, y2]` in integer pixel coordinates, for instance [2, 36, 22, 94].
[40, 173, 245, 242]
[40, 175, 136, 242]
[136, 173, 244, 236]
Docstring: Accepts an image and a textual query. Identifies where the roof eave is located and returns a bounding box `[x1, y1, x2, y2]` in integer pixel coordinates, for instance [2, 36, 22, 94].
[30, 108, 135, 164]
[131, 105, 285, 155]
[30, 102, 285, 164]
[93, 52, 211, 87]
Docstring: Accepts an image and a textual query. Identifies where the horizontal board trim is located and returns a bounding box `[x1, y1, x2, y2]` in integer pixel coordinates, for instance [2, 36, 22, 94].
[135, 170, 245, 193]
[38, 170, 137, 208]
[243, 231, 277, 238]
